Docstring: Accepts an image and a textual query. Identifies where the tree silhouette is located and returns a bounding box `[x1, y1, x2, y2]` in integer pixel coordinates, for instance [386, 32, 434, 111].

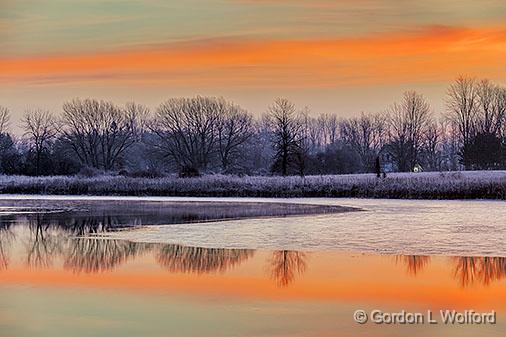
[21, 108, 57, 175]
[61, 98, 145, 170]
[463, 132, 504, 169]
[387, 91, 432, 172]
[268, 98, 305, 176]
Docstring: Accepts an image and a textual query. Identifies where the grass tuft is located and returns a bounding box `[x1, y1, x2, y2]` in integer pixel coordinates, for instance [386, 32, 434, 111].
[0, 171, 505, 199]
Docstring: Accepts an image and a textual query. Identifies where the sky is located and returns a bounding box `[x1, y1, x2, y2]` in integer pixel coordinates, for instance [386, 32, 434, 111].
[1, 0, 506, 127]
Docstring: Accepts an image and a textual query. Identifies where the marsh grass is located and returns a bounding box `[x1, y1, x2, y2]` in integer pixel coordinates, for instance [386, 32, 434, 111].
[0, 171, 505, 199]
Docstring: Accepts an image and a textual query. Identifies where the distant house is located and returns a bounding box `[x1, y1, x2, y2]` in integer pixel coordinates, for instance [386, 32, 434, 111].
[413, 164, 423, 173]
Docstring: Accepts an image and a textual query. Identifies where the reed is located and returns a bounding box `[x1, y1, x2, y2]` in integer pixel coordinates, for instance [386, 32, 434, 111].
[0, 171, 505, 199]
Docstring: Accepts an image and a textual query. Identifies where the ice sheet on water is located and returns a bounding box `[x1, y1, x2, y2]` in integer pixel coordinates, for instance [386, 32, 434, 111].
[1, 195, 504, 256]
[102, 198, 506, 257]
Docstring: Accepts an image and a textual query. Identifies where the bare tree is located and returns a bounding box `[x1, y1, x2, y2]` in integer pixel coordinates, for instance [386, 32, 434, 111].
[268, 98, 303, 176]
[296, 108, 320, 175]
[298, 112, 340, 151]
[321, 113, 339, 145]
[151, 96, 225, 174]
[216, 103, 253, 172]
[0, 107, 15, 174]
[340, 112, 386, 172]
[61, 98, 145, 170]
[439, 120, 462, 170]
[22, 108, 57, 175]
[387, 91, 432, 171]
[475, 79, 506, 136]
[246, 117, 275, 174]
[421, 119, 446, 171]
[124, 102, 150, 138]
[445, 76, 479, 147]
[0, 106, 10, 135]
[445, 77, 506, 169]
[299, 110, 315, 152]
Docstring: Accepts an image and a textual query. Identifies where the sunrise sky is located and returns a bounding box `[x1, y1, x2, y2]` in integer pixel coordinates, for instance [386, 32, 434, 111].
[1, 0, 506, 125]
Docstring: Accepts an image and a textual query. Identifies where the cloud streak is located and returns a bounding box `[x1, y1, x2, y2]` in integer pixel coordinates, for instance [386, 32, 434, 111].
[1, 25, 505, 89]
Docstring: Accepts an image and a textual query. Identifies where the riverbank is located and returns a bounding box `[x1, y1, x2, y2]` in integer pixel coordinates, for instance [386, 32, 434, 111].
[0, 171, 506, 200]
[0, 171, 505, 200]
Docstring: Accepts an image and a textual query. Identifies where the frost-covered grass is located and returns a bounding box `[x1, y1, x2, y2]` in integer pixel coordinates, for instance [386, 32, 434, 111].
[0, 171, 505, 199]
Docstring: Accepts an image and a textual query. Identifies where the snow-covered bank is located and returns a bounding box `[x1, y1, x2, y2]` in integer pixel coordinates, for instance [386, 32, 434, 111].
[0, 171, 505, 199]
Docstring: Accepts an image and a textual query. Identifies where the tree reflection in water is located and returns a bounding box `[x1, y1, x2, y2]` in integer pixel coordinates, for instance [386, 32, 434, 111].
[0, 212, 256, 276]
[156, 245, 255, 274]
[395, 255, 431, 276]
[4, 207, 506, 289]
[19, 213, 147, 272]
[60, 216, 119, 236]
[269, 250, 307, 288]
[452, 256, 506, 287]
[41, 214, 153, 274]
[59, 215, 154, 274]
[64, 238, 152, 274]
[0, 221, 13, 270]
[478, 257, 506, 285]
[25, 214, 63, 269]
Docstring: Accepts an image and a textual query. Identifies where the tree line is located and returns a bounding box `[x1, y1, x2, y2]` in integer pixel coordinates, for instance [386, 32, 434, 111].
[0, 76, 504, 177]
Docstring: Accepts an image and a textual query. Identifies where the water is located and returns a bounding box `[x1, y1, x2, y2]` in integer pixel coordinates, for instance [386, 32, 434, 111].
[103, 197, 506, 256]
[0, 196, 505, 337]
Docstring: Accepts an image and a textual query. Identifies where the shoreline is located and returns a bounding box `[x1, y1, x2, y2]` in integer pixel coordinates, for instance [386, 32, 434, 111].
[0, 171, 505, 200]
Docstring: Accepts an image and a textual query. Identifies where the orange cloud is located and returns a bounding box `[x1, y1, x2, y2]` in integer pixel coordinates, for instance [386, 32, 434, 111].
[1, 25, 505, 88]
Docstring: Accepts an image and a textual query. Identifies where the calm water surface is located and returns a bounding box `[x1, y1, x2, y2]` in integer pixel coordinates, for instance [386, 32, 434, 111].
[0, 196, 505, 337]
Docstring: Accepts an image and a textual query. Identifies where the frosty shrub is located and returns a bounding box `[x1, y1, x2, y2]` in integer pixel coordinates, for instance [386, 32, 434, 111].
[0, 171, 504, 199]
